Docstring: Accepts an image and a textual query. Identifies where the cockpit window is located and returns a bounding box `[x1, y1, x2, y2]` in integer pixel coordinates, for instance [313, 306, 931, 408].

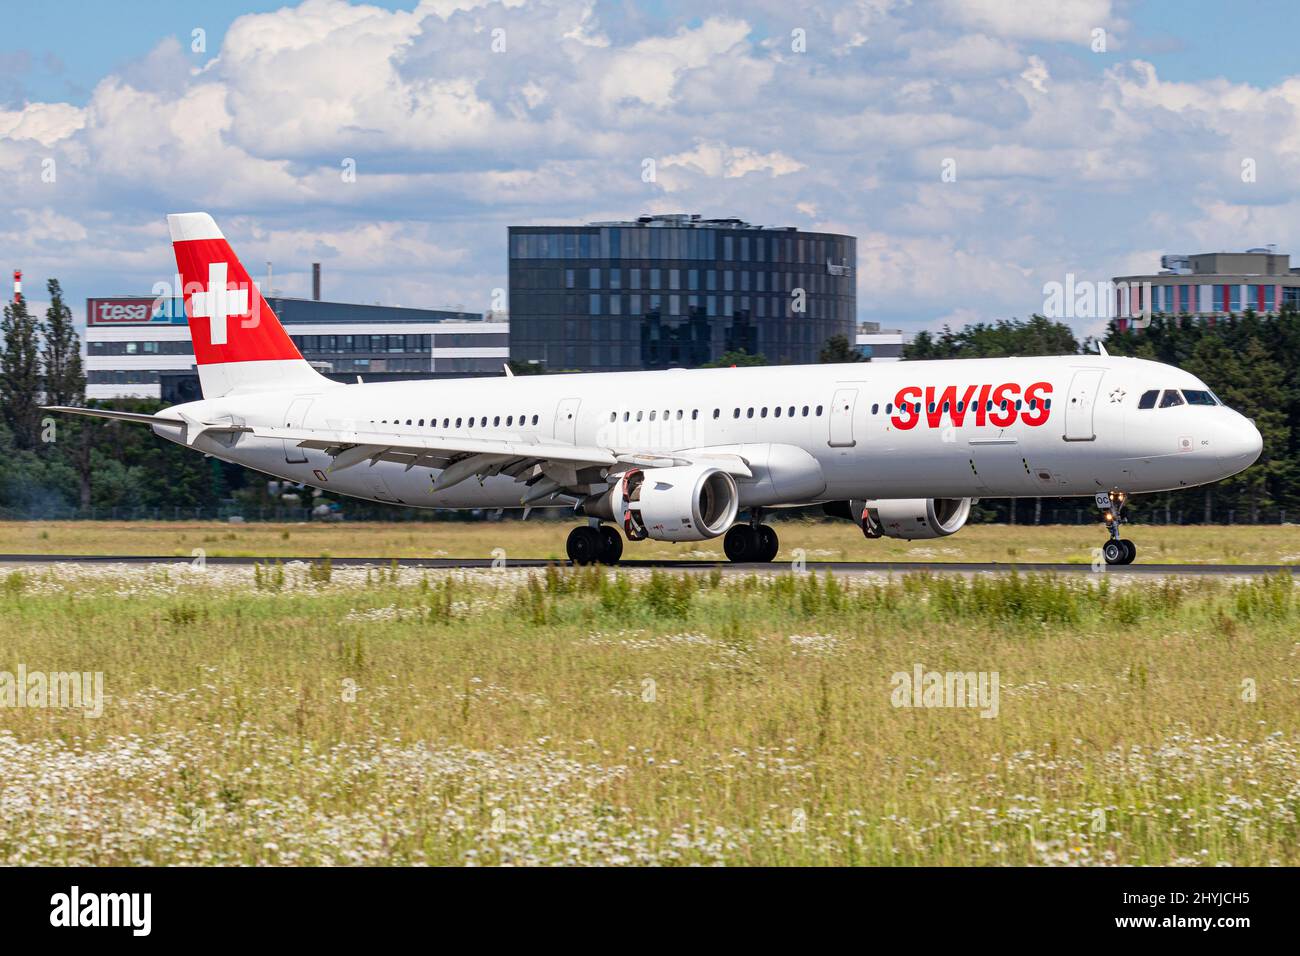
[1159, 389, 1185, 408]
[1183, 389, 1217, 406]
[1138, 389, 1159, 409]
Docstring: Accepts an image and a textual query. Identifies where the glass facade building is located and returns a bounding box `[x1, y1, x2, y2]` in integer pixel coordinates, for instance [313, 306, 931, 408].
[508, 214, 856, 371]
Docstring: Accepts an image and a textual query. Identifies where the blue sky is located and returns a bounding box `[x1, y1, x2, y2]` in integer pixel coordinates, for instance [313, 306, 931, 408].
[3, 0, 1300, 339]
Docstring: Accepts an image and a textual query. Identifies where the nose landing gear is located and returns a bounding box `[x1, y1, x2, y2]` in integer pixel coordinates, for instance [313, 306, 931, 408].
[1096, 491, 1137, 565]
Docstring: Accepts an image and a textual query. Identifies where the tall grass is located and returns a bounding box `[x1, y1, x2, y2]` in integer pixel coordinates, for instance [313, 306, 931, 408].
[1, 563, 1297, 865]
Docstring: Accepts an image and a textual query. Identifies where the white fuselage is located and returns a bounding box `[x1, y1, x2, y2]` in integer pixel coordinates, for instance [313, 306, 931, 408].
[155, 355, 1262, 510]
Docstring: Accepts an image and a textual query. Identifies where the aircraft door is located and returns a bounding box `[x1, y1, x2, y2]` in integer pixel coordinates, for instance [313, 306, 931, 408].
[555, 397, 581, 444]
[1063, 369, 1105, 442]
[282, 397, 313, 463]
[828, 387, 859, 447]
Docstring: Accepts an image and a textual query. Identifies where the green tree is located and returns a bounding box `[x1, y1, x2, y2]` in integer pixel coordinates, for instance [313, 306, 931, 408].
[818, 334, 864, 363]
[1185, 335, 1289, 522]
[905, 315, 1079, 359]
[1, 293, 42, 449]
[701, 349, 768, 368]
[40, 279, 84, 406]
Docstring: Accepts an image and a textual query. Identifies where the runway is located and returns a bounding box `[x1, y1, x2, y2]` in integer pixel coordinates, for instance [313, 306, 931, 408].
[0, 553, 1294, 576]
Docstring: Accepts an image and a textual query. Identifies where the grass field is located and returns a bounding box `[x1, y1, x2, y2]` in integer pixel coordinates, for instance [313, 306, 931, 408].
[1, 557, 1298, 866]
[2, 518, 1299, 565]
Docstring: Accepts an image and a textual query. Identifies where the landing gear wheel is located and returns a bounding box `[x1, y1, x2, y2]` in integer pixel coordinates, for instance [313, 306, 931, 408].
[756, 525, 780, 563]
[723, 524, 763, 563]
[1095, 491, 1137, 567]
[1102, 541, 1133, 564]
[566, 526, 601, 566]
[597, 525, 624, 565]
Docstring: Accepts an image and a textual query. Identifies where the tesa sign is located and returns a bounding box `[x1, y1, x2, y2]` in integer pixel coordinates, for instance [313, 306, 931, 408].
[87, 297, 186, 326]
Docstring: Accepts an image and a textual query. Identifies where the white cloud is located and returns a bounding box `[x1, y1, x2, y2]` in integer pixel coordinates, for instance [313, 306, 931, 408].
[660, 141, 804, 181]
[0, 102, 85, 146]
[598, 17, 755, 110]
[941, 0, 1121, 45]
[5, 0, 1300, 338]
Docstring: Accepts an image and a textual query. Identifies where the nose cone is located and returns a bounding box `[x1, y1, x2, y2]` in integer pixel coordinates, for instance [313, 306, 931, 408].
[1217, 416, 1263, 476]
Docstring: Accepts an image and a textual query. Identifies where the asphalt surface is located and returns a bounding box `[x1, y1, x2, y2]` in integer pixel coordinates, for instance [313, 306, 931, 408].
[0, 553, 1294, 576]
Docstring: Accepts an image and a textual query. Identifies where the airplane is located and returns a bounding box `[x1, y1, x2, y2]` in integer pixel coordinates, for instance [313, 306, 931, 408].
[46, 212, 1263, 566]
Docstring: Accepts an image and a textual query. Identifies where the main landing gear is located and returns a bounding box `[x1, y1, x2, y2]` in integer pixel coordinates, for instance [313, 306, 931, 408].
[722, 510, 780, 563]
[566, 522, 623, 566]
[1096, 490, 1137, 565]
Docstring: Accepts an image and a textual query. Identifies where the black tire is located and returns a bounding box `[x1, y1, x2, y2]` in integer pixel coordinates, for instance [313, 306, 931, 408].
[597, 525, 624, 565]
[566, 526, 601, 565]
[1102, 539, 1126, 566]
[1120, 539, 1137, 565]
[723, 524, 762, 563]
[757, 524, 780, 562]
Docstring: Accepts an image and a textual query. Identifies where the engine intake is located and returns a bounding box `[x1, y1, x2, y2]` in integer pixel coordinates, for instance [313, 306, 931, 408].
[860, 497, 971, 540]
[585, 465, 739, 542]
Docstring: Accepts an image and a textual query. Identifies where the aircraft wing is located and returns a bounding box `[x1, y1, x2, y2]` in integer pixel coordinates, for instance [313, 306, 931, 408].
[43, 405, 753, 501]
[253, 425, 752, 497]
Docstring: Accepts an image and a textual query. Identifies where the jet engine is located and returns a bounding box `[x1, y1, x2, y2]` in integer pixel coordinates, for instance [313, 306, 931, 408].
[583, 465, 739, 542]
[855, 497, 972, 540]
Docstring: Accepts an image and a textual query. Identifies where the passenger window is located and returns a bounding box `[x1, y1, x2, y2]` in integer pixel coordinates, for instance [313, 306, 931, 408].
[455, 417, 462, 427]
[746, 408, 754, 419]
[609, 412, 616, 422]
[531, 415, 538, 425]
[713, 409, 720, 419]
[801, 406, 809, 416]
[1138, 390, 1159, 409]
[1159, 389, 1184, 408]
[871, 404, 879, 415]
[760, 407, 768, 418]
[493, 416, 500, 426]
[636, 411, 643, 421]
[815, 405, 823, 416]
[507, 416, 513, 426]
[649, 410, 657, 421]
[788, 406, 795, 416]
[623, 412, 629, 422]
[481, 417, 487, 427]
[692, 410, 699, 420]
[885, 403, 893, 414]
[733, 408, 740, 418]
[928, 403, 936, 413]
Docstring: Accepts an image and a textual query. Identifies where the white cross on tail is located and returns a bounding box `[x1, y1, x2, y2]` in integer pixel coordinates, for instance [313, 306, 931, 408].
[189, 262, 249, 346]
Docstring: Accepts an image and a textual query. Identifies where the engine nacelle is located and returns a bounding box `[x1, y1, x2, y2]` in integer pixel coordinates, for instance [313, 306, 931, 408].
[860, 497, 972, 540]
[586, 465, 739, 542]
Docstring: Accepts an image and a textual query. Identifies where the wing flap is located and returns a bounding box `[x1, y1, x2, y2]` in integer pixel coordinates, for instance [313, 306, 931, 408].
[251, 425, 619, 469]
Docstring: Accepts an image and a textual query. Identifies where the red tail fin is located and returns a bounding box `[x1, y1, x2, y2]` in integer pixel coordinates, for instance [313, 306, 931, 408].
[168, 212, 327, 398]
